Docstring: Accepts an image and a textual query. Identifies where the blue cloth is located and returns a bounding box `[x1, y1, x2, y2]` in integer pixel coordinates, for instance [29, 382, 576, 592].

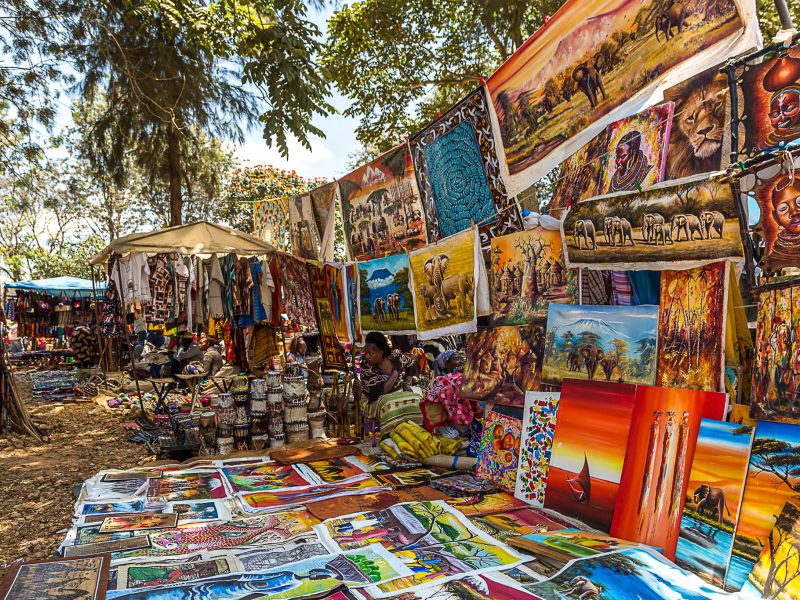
[628, 270, 661, 306]
[425, 120, 496, 236]
[6, 276, 105, 297]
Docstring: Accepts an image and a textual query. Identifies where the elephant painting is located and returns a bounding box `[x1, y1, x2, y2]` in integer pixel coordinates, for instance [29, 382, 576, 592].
[567, 352, 581, 372]
[572, 61, 606, 109]
[610, 217, 634, 246]
[573, 220, 597, 250]
[423, 253, 451, 320]
[373, 297, 386, 322]
[700, 210, 725, 239]
[672, 214, 703, 241]
[693, 484, 730, 523]
[581, 346, 605, 380]
[441, 273, 473, 317]
[557, 576, 603, 600]
[603, 216, 615, 246]
[386, 293, 400, 320]
[642, 212, 665, 243]
[655, 1, 688, 41]
[652, 222, 673, 245]
[600, 358, 617, 381]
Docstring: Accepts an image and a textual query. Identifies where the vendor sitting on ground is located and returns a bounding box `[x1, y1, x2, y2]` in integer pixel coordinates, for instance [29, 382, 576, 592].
[200, 335, 224, 376]
[170, 333, 203, 376]
[360, 331, 419, 403]
[286, 335, 309, 372]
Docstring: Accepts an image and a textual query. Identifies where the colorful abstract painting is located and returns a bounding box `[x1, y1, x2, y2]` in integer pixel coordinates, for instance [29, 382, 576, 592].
[409, 228, 479, 339]
[563, 177, 745, 269]
[751, 285, 800, 423]
[544, 378, 637, 532]
[288, 192, 323, 260]
[541, 304, 658, 386]
[611, 385, 705, 559]
[548, 133, 605, 216]
[656, 262, 728, 392]
[663, 64, 730, 181]
[598, 103, 673, 194]
[357, 254, 416, 334]
[475, 411, 522, 493]
[338, 144, 427, 261]
[221, 463, 313, 493]
[307, 260, 348, 370]
[486, 0, 753, 195]
[675, 419, 753, 588]
[514, 391, 560, 507]
[325, 263, 350, 342]
[410, 88, 522, 243]
[491, 227, 577, 324]
[277, 252, 317, 327]
[460, 324, 545, 407]
[741, 501, 800, 600]
[254, 197, 290, 252]
[727, 421, 800, 591]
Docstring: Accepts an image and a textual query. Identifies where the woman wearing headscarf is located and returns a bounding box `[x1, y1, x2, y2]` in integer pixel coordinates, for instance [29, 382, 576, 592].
[422, 349, 474, 430]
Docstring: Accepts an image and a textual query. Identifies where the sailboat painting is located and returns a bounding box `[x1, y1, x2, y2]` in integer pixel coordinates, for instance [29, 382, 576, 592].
[544, 378, 637, 532]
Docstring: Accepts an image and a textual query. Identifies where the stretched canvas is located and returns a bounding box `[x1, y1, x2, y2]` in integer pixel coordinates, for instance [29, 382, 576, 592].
[338, 144, 427, 261]
[544, 378, 637, 532]
[563, 177, 745, 269]
[409, 229, 480, 339]
[597, 103, 673, 194]
[357, 254, 416, 334]
[491, 227, 577, 324]
[727, 421, 800, 591]
[410, 88, 522, 243]
[751, 285, 800, 423]
[344, 263, 362, 343]
[547, 133, 605, 216]
[656, 261, 728, 392]
[254, 197, 290, 252]
[460, 324, 546, 407]
[475, 411, 522, 493]
[307, 261, 348, 370]
[0, 554, 110, 600]
[514, 391, 560, 507]
[675, 419, 753, 588]
[288, 192, 323, 260]
[741, 501, 800, 600]
[541, 304, 658, 386]
[221, 463, 313, 493]
[277, 252, 317, 327]
[325, 263, 350, 342]
[485, 0, 756, 195]
[610, 385, 705, 559]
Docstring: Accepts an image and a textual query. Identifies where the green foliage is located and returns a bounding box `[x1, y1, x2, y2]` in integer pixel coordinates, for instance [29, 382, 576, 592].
[393, 266, 413, 309]
[758, 0, 800, 40]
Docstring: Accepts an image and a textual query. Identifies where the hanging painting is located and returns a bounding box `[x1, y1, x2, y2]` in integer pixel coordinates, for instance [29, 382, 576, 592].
[254, 197, 290, 252]
[338, 144, 427, 261]
[0, 554, 110, 600]
[741, 501, 800, 599]
[410, 88, 522, 244]
[514, 391, 560, 507]
[485, 0, 756, 195]
[656, 261, 728, 392]
[475, 411, 522, 493]
[310, 181, 339, 261]
[460, 323, 546, 407]
[543, 378, 637, 532]
[610, 385, 705, 559]
[674, 419, 753, 588]
[663, 64, 730, 180]
[344, 262, 362, 343]
[597, 103, 674, 194]
[541, 304, 658, 386]
[727, 420, 800, 591]
[408, 229, 480, 339]
[751, 284, 800, 423]
[563, 176, 745, 269]
[288, 192, 323, 260]
[307, 261, 348, 370]
[357, 254, 416, 334]
[277, 252, 318, 328]
[490, 226, 577, 324]
[325, 263, 351, 342]
[547, 133, 605, 216]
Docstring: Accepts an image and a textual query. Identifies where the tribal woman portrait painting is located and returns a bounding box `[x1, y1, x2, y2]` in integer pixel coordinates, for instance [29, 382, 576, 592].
[753, 159, 800, 272]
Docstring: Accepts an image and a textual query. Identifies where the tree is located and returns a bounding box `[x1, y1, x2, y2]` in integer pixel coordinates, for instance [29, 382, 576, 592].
[750, 437, 800, 493]
[756, 502, 800, 598]
[758, 0, 800, 40]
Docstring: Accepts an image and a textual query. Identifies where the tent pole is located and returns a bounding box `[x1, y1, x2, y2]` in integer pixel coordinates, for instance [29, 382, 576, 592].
[775, 0, 795, 30]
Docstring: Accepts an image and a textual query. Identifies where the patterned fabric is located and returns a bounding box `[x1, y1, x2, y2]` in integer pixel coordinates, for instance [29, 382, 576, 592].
[147, 255, 173, 324]
[411, 87, 522, 244]
[364, 389, 424, 439]
[361, 352, 416, 403]
[253, 197, 290, 252]
[610, 271, 634, 305]
[581, 269, 612, 305]
[422, 372, 473, 426]
[277, 252, 317, 327]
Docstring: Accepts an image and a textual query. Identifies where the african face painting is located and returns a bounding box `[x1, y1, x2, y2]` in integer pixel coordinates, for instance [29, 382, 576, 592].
[357, 254, 416, 334]
[338, 143, 427, 261]
[563, 177, 744, 269]
[460, 324, 546, 407]
[491, 226, 577, 324]
[288, 193, 323, 260]
[656, 262, 728, 392]
[486, 0, 749, 193]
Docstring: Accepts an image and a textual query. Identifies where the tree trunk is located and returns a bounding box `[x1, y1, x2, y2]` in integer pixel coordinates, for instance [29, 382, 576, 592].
[167, 124, 183, 227]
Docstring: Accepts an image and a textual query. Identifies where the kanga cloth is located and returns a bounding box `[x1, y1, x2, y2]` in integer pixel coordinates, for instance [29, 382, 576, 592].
[422, 372, 474, 427]
[364, 390, 423, 440]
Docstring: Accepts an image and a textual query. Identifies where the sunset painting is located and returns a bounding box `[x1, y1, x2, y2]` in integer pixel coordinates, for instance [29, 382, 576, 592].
[544, 378, 637, 532]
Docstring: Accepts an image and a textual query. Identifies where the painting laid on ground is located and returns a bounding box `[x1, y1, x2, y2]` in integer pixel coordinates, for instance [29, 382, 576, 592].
[542, 304, 658, 386]
[288, 192, 323, 260]
[410, 88, 522, 244]
[741, 501, 800, 600]
[598, 103, 674, 194]
[357, 254, 416, 334]
[460, 324, 546, 407]
[544, 378, 637, 532]
[656, 261, 728, 392]
[409, 229, 480, 339]
[727, 420, 800, 591]
[485, 0, 757, 194]
[547, 133, 605, 216]
[490, 226, 577, 324]
[751, 284, 800, 424]
[514, 391, 560, 507]
[563, 176, 744, 269]
[674, 419, 753, 588]
[663, 63, 730, 180]
[339, 144, 427, 261]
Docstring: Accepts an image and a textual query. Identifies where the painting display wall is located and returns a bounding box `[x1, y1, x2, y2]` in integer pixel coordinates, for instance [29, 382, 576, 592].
[475, 411, 522, 493]
[357, 254, 416, 334]
[514, 391, 560, 507]
[656, 261, 729, 392]
[563, 177, 744, 269]
[541, 304, 658, 386]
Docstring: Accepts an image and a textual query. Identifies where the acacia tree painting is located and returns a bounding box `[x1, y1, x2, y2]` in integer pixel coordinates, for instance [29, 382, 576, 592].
[744, 502, 800, 599]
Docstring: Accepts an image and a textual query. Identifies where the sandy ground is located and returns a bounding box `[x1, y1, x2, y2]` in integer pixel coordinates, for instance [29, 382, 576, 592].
[0, 391, 152, 575]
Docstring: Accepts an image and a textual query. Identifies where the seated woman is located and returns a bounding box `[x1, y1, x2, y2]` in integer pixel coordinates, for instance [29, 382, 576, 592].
[360, 331, 417, 403]
[423, 349, 474, 430]
[286, 335, 309, 374]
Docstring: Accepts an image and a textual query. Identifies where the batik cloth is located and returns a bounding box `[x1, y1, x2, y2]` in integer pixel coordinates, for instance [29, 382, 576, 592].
[146, 255, 173, 324]
[254, 197, 290, 252]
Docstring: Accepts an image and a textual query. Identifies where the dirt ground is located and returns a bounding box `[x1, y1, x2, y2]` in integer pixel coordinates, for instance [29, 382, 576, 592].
[0, 397, 152, 575]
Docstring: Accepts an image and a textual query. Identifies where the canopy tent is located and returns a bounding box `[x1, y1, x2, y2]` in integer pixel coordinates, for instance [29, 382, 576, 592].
[90, 221, 275, 265]
[4, 276, 106, 297]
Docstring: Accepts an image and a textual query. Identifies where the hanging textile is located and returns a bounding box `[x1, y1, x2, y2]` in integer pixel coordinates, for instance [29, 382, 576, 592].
[357, 253, 416, 335]
[344, 262, 362, 343]
[306, 261, 347, 371]
[324, 263, 350, 343]
[309, 182, 339, 261]
[276, 252, 317, 328]
[253, 197, 290, 252]
[288, 192, 324, 260]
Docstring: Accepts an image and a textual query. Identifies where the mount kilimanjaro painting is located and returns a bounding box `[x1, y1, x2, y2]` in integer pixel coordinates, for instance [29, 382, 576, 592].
[542, 304, 658, 386]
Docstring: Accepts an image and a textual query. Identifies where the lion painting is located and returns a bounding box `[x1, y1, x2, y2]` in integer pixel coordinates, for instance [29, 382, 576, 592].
[663, 66, 728, 181]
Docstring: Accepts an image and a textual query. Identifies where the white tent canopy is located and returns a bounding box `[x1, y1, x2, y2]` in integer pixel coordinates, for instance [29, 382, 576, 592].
[90, 221, 275, 265]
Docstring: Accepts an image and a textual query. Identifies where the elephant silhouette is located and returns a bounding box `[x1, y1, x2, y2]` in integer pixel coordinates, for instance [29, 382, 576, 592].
[573, 220, 597, 250]
[567, 352, 582, 372]
[693, 484, 730, 523]
[656, 1, 688, 41]
[600, 358, 618, 381]
[572, 61, 606, 109]
[373, 297, 386, 322]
